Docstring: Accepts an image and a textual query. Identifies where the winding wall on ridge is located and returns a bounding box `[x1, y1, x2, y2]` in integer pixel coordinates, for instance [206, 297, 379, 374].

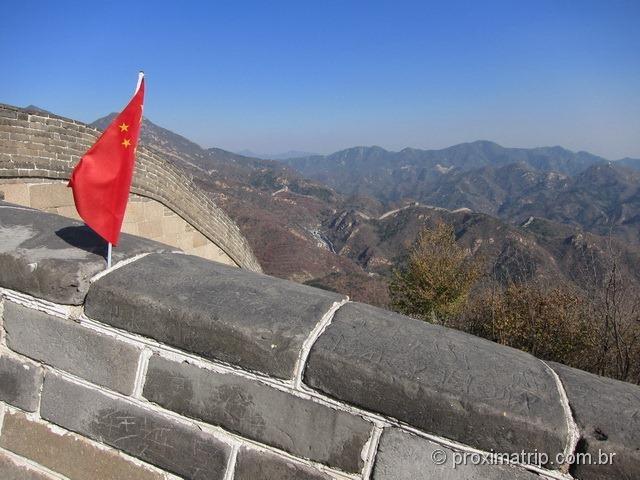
[1, 203, 638, 480]
[0, 103, 261, 271]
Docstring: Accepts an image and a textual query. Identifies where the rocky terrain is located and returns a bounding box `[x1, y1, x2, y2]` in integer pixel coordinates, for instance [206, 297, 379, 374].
[90, 113, 640, 307]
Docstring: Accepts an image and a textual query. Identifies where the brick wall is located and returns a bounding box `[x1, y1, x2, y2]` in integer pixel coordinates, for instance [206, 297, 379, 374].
[0, 181, 235, 266]
[0, 104, 261, 272]
[1, 203, 638, 480]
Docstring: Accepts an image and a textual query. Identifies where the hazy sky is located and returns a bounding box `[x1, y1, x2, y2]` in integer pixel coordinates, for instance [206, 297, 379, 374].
[2, 0, 639, 158]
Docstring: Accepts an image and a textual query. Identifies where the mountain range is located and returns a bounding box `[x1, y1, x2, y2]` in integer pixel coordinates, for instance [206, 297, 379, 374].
[284, 143, 640, 243]
[235, 150, 319, 160]
[85, 110, 640, 306]
[282, 141, 637, 204]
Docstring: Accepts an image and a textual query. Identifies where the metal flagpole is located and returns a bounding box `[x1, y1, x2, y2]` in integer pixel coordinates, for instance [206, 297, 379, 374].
[107, 242, 112, 268]
[106, 71, 144, 270]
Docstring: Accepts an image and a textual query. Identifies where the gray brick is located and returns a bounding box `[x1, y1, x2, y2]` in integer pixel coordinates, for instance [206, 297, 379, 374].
[305, 302, 567, 463]
[373, 428, 540, 480]
[4, 302, 140, 395]
[234, 447, 333, 480]
[143, 355, 371, 473]
[0, 202, 170, 304]
[0, 450, 57, 480]
[40, 373, 230, 480]
[549, 362, 640, 479]
[0, 352, 43, 411]
[86, 253, 343, 379]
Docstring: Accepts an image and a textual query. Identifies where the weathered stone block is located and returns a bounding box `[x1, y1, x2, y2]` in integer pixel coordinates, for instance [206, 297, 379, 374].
[0, 450, 57, 480]
[549, 362, 640, 479]
[28, 182, 75, 209]
[373, 428, 540, 479]
[0, 201, 170, 304]
[0, 183, 30, 207]
[86, 253, 344, 378]
[40, 373, 231, 480]
[4, 302, 140, 395]
[0, 352, 43, 411]
[305, 302, 567, 463]
[144, 355, 371, 473]
[234, 447, 333, 480]
[137, 220, 163, 238]
[0, 410, 164, 480]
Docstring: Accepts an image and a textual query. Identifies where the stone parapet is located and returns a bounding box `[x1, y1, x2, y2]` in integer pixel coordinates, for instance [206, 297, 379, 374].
[0, 205, 638, 479]
[0, 103, 261, 271]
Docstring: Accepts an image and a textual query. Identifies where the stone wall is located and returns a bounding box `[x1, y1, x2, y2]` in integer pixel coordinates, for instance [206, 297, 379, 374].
[1, 204, 638, 480]
[0, 180, 233, 266]
[0, 103, 261, 271]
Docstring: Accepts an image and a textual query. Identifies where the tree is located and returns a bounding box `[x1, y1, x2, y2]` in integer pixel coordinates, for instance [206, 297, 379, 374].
[389, 222, 481, 324]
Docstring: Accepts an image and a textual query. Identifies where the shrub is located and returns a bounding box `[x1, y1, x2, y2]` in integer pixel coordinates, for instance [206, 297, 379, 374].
[463, 282, 596, 369]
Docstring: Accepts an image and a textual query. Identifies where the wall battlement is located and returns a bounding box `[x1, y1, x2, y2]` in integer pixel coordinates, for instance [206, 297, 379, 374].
[0, 203, 638, 479]
[0, 103, 261, 271]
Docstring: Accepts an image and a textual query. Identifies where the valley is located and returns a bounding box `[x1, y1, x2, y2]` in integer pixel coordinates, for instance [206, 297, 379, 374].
[89, 112, 640, 308]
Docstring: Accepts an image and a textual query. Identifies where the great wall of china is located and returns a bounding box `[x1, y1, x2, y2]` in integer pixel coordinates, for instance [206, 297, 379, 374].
[0, 104, 261, 271]
[0, 103, 638, 479]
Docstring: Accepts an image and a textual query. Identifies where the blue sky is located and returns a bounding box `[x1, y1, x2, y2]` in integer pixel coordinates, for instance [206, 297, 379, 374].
[1, 0, 639, 158]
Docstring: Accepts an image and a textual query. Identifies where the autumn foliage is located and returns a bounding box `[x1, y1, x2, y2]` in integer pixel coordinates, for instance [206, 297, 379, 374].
[390, 222, 640, 384]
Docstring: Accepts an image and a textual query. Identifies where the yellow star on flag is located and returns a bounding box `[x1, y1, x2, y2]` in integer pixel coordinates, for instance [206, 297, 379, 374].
[122, 138, 131, 148]
[119, 123, 129, 132]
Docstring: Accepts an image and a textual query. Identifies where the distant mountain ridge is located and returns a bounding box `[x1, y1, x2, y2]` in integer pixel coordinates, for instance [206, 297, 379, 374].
[280, 141, 640, 243]
[282, 140, 630, 204]
[236, 149, 319, 160]
[619, 157, 640, 171]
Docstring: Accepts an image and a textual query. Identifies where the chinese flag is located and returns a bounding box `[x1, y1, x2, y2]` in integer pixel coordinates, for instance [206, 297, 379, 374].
[69, 77, 145, 246]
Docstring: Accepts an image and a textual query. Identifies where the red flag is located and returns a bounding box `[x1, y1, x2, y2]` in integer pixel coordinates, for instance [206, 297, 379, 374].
[69, 77, 145, 246]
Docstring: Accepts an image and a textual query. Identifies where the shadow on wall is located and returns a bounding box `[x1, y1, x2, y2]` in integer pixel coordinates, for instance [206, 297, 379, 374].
[55, 226, 108, 261]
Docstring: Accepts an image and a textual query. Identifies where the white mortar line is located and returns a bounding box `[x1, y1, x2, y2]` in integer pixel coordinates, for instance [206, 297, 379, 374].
[34, 364, 45, 419]
[43, 368, 358, 480]
[89, 252, 151, 283]
[132, 348, 152, 399]
[0, 446, 71, 479]
[222, 444, 239, 480]
[0, 296, 5, 346]
[0, 288, 70, 319]
[540, 360, 581, 474]
[163, 473, 184, 480]
[0, 402, 6, 437]
[293, 297, 349, 389]
[361, 424, 383, 480]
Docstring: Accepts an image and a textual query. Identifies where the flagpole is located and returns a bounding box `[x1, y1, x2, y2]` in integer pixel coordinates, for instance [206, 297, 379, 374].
[105, 71, 144, 270]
